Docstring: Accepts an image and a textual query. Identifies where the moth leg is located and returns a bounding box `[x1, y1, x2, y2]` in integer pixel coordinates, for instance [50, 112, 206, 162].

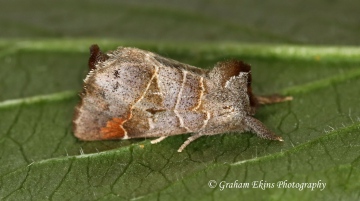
[150, 136, 168, 144]
[256, 94, 293, 105]
[177, 133, 202, 152]
[244, 116, 283, 141]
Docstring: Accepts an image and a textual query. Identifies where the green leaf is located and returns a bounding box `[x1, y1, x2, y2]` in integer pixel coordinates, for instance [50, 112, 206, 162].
[1, 1, 360, 199]
[1, 39, 359, 200]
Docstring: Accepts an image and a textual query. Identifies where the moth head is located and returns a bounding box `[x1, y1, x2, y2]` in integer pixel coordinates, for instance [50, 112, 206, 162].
[209, 60, 257, 110]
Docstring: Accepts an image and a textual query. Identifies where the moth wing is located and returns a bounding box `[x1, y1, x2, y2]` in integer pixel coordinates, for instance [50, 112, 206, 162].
[73, 48, 156, 140]
[123, 55, 209, 137]
[74, 46, 209, 141]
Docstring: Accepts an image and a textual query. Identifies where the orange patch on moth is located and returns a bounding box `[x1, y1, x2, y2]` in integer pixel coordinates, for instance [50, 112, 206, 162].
[100, 117, 127, 139]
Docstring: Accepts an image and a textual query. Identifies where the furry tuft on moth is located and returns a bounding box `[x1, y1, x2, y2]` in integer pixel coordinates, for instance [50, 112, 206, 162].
[73, 44, 292, 152]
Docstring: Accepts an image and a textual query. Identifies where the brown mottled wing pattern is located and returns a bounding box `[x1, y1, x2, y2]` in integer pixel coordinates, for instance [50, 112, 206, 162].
[74, 47, 209, 140]
[73, 48, 156, 140]
[123, 52, 209, 137]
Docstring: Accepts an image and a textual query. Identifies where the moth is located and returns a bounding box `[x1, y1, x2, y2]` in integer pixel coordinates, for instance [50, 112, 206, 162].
[73, 45, 292, 152]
